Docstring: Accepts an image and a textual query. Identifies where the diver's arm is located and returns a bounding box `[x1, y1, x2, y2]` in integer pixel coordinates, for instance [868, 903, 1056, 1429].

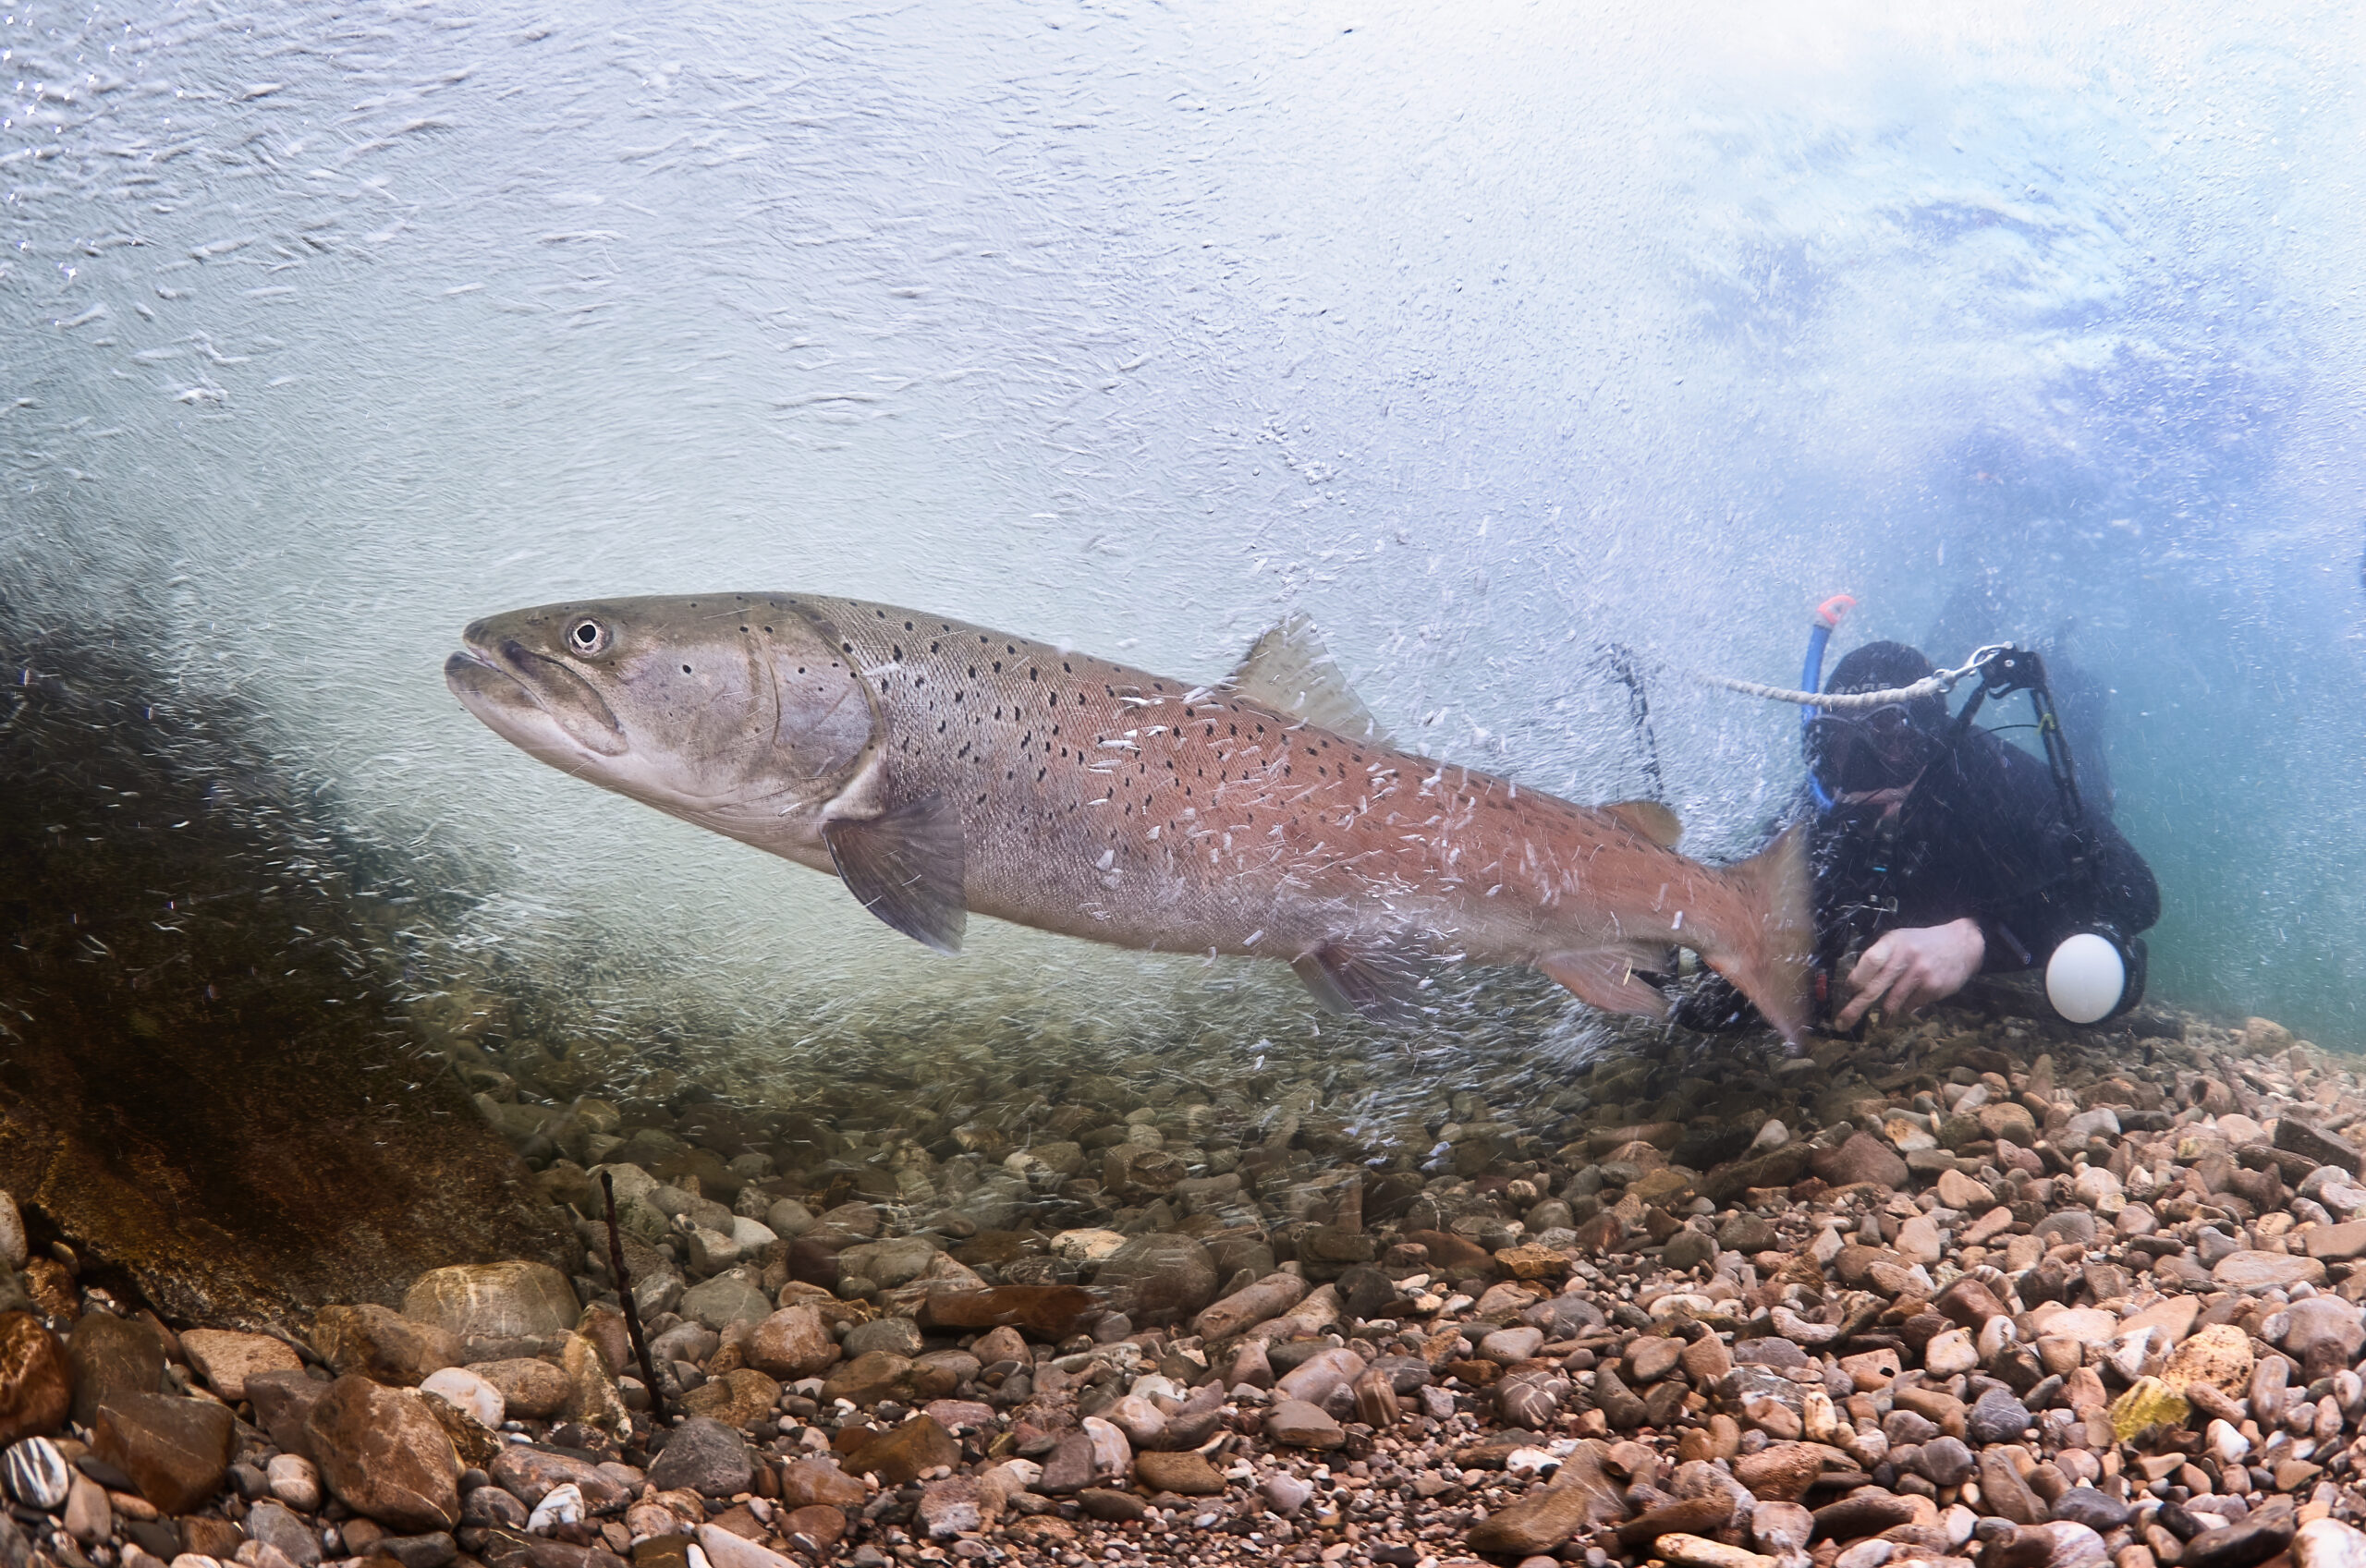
[1834, 917, 1986, 1027]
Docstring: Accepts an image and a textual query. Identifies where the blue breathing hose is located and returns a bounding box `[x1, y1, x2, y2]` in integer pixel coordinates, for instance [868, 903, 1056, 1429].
[1803, 620, 1835, 811]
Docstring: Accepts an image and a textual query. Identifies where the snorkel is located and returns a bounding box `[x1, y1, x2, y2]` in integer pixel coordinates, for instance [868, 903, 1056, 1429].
[1802, 594, 1857, 812]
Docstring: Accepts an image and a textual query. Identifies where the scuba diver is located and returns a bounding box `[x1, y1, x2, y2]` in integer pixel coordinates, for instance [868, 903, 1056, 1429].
[1677, 607, 2159, 1035]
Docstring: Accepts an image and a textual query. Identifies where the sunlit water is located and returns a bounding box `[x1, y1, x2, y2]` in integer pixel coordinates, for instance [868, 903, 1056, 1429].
[6, 0, 2363, 1133]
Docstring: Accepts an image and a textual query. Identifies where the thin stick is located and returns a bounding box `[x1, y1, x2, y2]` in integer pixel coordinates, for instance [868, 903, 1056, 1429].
[602, 1171, 668, 1428]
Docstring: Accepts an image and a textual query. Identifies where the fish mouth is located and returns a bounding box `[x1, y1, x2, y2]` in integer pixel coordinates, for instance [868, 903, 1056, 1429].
[445, 633, 629, 759]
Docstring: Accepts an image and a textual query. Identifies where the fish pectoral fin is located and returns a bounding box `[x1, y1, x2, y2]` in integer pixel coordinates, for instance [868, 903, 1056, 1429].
[1603, 798, 1683, 848]
[1224, 613, 1394, 745]
[823, 792, 968, 954]
[1291, 942, 1433, 1023]
[1540, 949, 1672, 1020]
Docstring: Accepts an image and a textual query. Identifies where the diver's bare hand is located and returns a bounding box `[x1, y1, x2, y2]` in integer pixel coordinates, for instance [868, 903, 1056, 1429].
[1835, 918, 1986, 1028]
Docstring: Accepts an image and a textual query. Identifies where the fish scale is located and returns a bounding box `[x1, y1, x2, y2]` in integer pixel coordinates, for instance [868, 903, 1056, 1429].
[448, 592, 1814, 1041]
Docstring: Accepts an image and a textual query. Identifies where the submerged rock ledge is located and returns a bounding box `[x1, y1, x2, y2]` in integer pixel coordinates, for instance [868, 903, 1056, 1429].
[7, 997, 2366, 1568]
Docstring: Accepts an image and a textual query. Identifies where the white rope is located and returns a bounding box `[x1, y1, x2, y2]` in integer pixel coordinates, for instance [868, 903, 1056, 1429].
[1696, 646, 2006, 711]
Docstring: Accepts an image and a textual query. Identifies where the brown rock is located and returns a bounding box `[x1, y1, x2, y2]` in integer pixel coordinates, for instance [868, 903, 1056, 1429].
[65, 1310, 165, 1428]
[777, 1458, 867, 1510]
[1264, 1398, 1344, 1448]
[1618, 1497, 1738, 1548]
[402, 1262, 579, 1342]
[0, 1312, 71, 1444]
[679, 1367, 780, 1428]
[1092, 1234, 1218, 1326]
[2275, 1116, 2360, 1176]
[1681, 1335, 1733, 1384]
[311, 1304, 460, 1387]
[179, 1328, 301, 1403]
[2162, 1324, 2255, 1397]
[560, 1330, 629, 1436]
[1465, 1447, 1626, 1555]
[1734, 1442, 1825, 1502]
[1400, 1230, 1498, 1278]
[303, 1374, 462, 1531]
[1812, 1489, 1919, 1539]
[2303, 1222, 2366, 1262]
[820, 1351, 930, 1408]
[1495, 1243, 1574, 1282]
[1811, 1133, 1907, 1191]
[490, 1446, 635, 1511]
[1935, 1276, 2010, 1329]
[247, 1367, 328, 1459]
[2213, 1252, 2326, 1292]
[840, 1415, 957, 1485]
[92, 1392, 235, 1513]
[1191, 1273, 1310, 1342]
[780, 1506, 846, 1552]
[916, 1286, 1097, 1339]
[746, 1307, 837, 1380]
[1979, 1448, 2045, 1525]
[1134, 1450, 1226, 1495]
[471, 1357, 571, 1420]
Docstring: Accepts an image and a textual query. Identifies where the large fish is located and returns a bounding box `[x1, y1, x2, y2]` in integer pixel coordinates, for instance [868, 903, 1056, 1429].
[445, 594, 1813, 1042]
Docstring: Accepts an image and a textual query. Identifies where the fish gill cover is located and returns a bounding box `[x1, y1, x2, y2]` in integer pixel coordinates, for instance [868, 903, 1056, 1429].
[2, 0, 2363, 1120]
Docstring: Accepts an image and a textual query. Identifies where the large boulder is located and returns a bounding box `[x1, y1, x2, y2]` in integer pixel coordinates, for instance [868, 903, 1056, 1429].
[403, 1262, 579, 1342]
[0, 619, 573, 1329]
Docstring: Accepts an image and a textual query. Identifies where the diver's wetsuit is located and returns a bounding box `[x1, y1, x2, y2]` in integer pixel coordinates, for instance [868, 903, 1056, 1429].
[1676, 646, 2159, 1033]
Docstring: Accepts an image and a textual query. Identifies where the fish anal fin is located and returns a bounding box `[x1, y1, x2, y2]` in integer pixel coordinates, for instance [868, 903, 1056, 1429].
[1540, 949, 1672, 1020]
[1291, 942, 1432, 1022]
[1604, 798, 1682, 848]
[823, 792, 968, 954]
[1225, 613, 1393, 745]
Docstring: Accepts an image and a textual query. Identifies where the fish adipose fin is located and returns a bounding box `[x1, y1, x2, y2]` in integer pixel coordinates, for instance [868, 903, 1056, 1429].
[1701, 821, 1815, 1048]
[1292, 942, 1433, 1022]
[823, 793, 969, 954]
[1540, 947, 1673, 1019]
[1225, 614, 1393, 745]
[1602, 799, 1682, 848]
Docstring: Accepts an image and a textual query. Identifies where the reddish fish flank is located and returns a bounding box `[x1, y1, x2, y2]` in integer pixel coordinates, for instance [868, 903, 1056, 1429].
[446, 592, 1812, 1042]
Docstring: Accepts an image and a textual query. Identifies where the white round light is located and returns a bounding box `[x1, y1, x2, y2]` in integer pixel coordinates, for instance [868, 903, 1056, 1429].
[2046, 932, 2126, 1024]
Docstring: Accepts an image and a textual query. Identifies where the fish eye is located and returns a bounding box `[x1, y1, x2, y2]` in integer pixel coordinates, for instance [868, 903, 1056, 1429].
[567, 618, 612, 656]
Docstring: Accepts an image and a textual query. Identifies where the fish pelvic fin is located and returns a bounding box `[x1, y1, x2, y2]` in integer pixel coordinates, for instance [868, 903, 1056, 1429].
[823, 792, 968, 954]
[1225, 613, 1393, 745]
[1291, 942, 1433, 1023]
[1701, 821, 1815, 1047]
[1539, 946, 1673, 1020]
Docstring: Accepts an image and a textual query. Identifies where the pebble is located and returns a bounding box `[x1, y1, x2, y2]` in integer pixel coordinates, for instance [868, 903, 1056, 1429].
[3, 1435, 67, 1509]
[416, 1366, 505, 1429]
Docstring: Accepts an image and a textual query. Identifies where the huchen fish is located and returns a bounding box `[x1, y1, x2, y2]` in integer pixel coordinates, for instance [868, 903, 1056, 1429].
[446, 594, 1812, 1041]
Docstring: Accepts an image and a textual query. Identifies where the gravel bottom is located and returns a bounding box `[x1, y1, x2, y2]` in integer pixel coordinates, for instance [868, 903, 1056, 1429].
[10, 991, 2366, 1568]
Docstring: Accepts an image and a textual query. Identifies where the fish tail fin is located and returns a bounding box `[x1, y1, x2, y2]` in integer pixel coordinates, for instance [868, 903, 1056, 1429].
[1702, 822, 1816, 1047]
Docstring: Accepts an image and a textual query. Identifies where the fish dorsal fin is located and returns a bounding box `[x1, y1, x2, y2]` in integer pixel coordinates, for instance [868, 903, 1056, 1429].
[1224, 613, 1392, 745]
[823, 792, 968, 954]
[1604, 798, 1682, 848]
